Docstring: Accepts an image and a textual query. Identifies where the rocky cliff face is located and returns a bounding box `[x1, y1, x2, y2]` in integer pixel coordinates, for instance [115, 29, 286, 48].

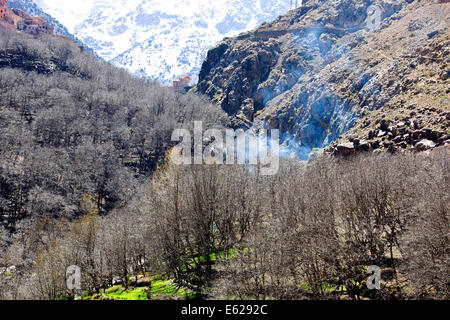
[193, 0, 449, 157]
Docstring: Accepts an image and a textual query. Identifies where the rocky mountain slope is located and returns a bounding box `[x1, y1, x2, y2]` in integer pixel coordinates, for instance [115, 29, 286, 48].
[193, 0, 450, 158]
[34, 0, 298, 84]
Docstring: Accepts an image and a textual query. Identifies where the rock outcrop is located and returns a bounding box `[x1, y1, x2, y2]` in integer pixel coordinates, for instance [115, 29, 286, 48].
[193, 0, 449, 158]
[327, 113, 450, 157]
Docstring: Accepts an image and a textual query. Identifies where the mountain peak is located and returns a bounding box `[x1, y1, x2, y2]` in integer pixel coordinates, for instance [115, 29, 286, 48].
[36, 0, 296, 85]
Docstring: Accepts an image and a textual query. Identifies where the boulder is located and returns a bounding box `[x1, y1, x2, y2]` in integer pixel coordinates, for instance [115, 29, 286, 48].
[377, 130, 387, 137]
[6, 265, 16, 273]
[424, 128, 433, 138]
[412, 130, 424, 140]
[415, 139, 436, 151]
[335, 142, 355, 156]
[437, 134, 450, 145]
[387, 125, 397, 132]
[371, 140, 381, 150]
[348, 134, 357, 142]
[112, 276, 122, 285]
[427, 30, 439, 39]
[383, 141, 394, 148]
[440, 70, 450, 81]
[324, 145, 335, 153]
[430, 130, 444, 141]
[379, 119, 390, 131]
[355, 140, 370, 152]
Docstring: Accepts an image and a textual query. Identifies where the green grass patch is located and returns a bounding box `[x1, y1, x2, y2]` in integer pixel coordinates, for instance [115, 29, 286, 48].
[100, 248, 249, 300]
[190, 248, 247, 265]
[299, 280, 344, 295]
[151, 279, 195, 299]
[102, 279, 195, 300]
[105, 287, 148, 300]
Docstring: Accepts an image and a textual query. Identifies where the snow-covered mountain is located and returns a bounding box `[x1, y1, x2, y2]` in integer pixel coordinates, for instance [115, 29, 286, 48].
[34, 0, 297, 84]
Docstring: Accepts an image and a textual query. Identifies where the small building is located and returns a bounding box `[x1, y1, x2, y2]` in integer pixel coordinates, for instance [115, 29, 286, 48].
[0, 0, 54, 36]
[170, 76, 191, 91]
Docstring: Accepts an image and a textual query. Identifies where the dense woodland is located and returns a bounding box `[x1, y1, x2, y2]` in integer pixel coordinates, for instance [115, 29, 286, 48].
[0, 30, 448, 300]
[0, 29, 227, 230]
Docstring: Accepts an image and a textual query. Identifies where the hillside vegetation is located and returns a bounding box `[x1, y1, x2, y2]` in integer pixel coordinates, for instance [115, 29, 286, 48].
[0, 2, 448, 301]
[0, 29, 226, 232]
[1, 146, 448, 300]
